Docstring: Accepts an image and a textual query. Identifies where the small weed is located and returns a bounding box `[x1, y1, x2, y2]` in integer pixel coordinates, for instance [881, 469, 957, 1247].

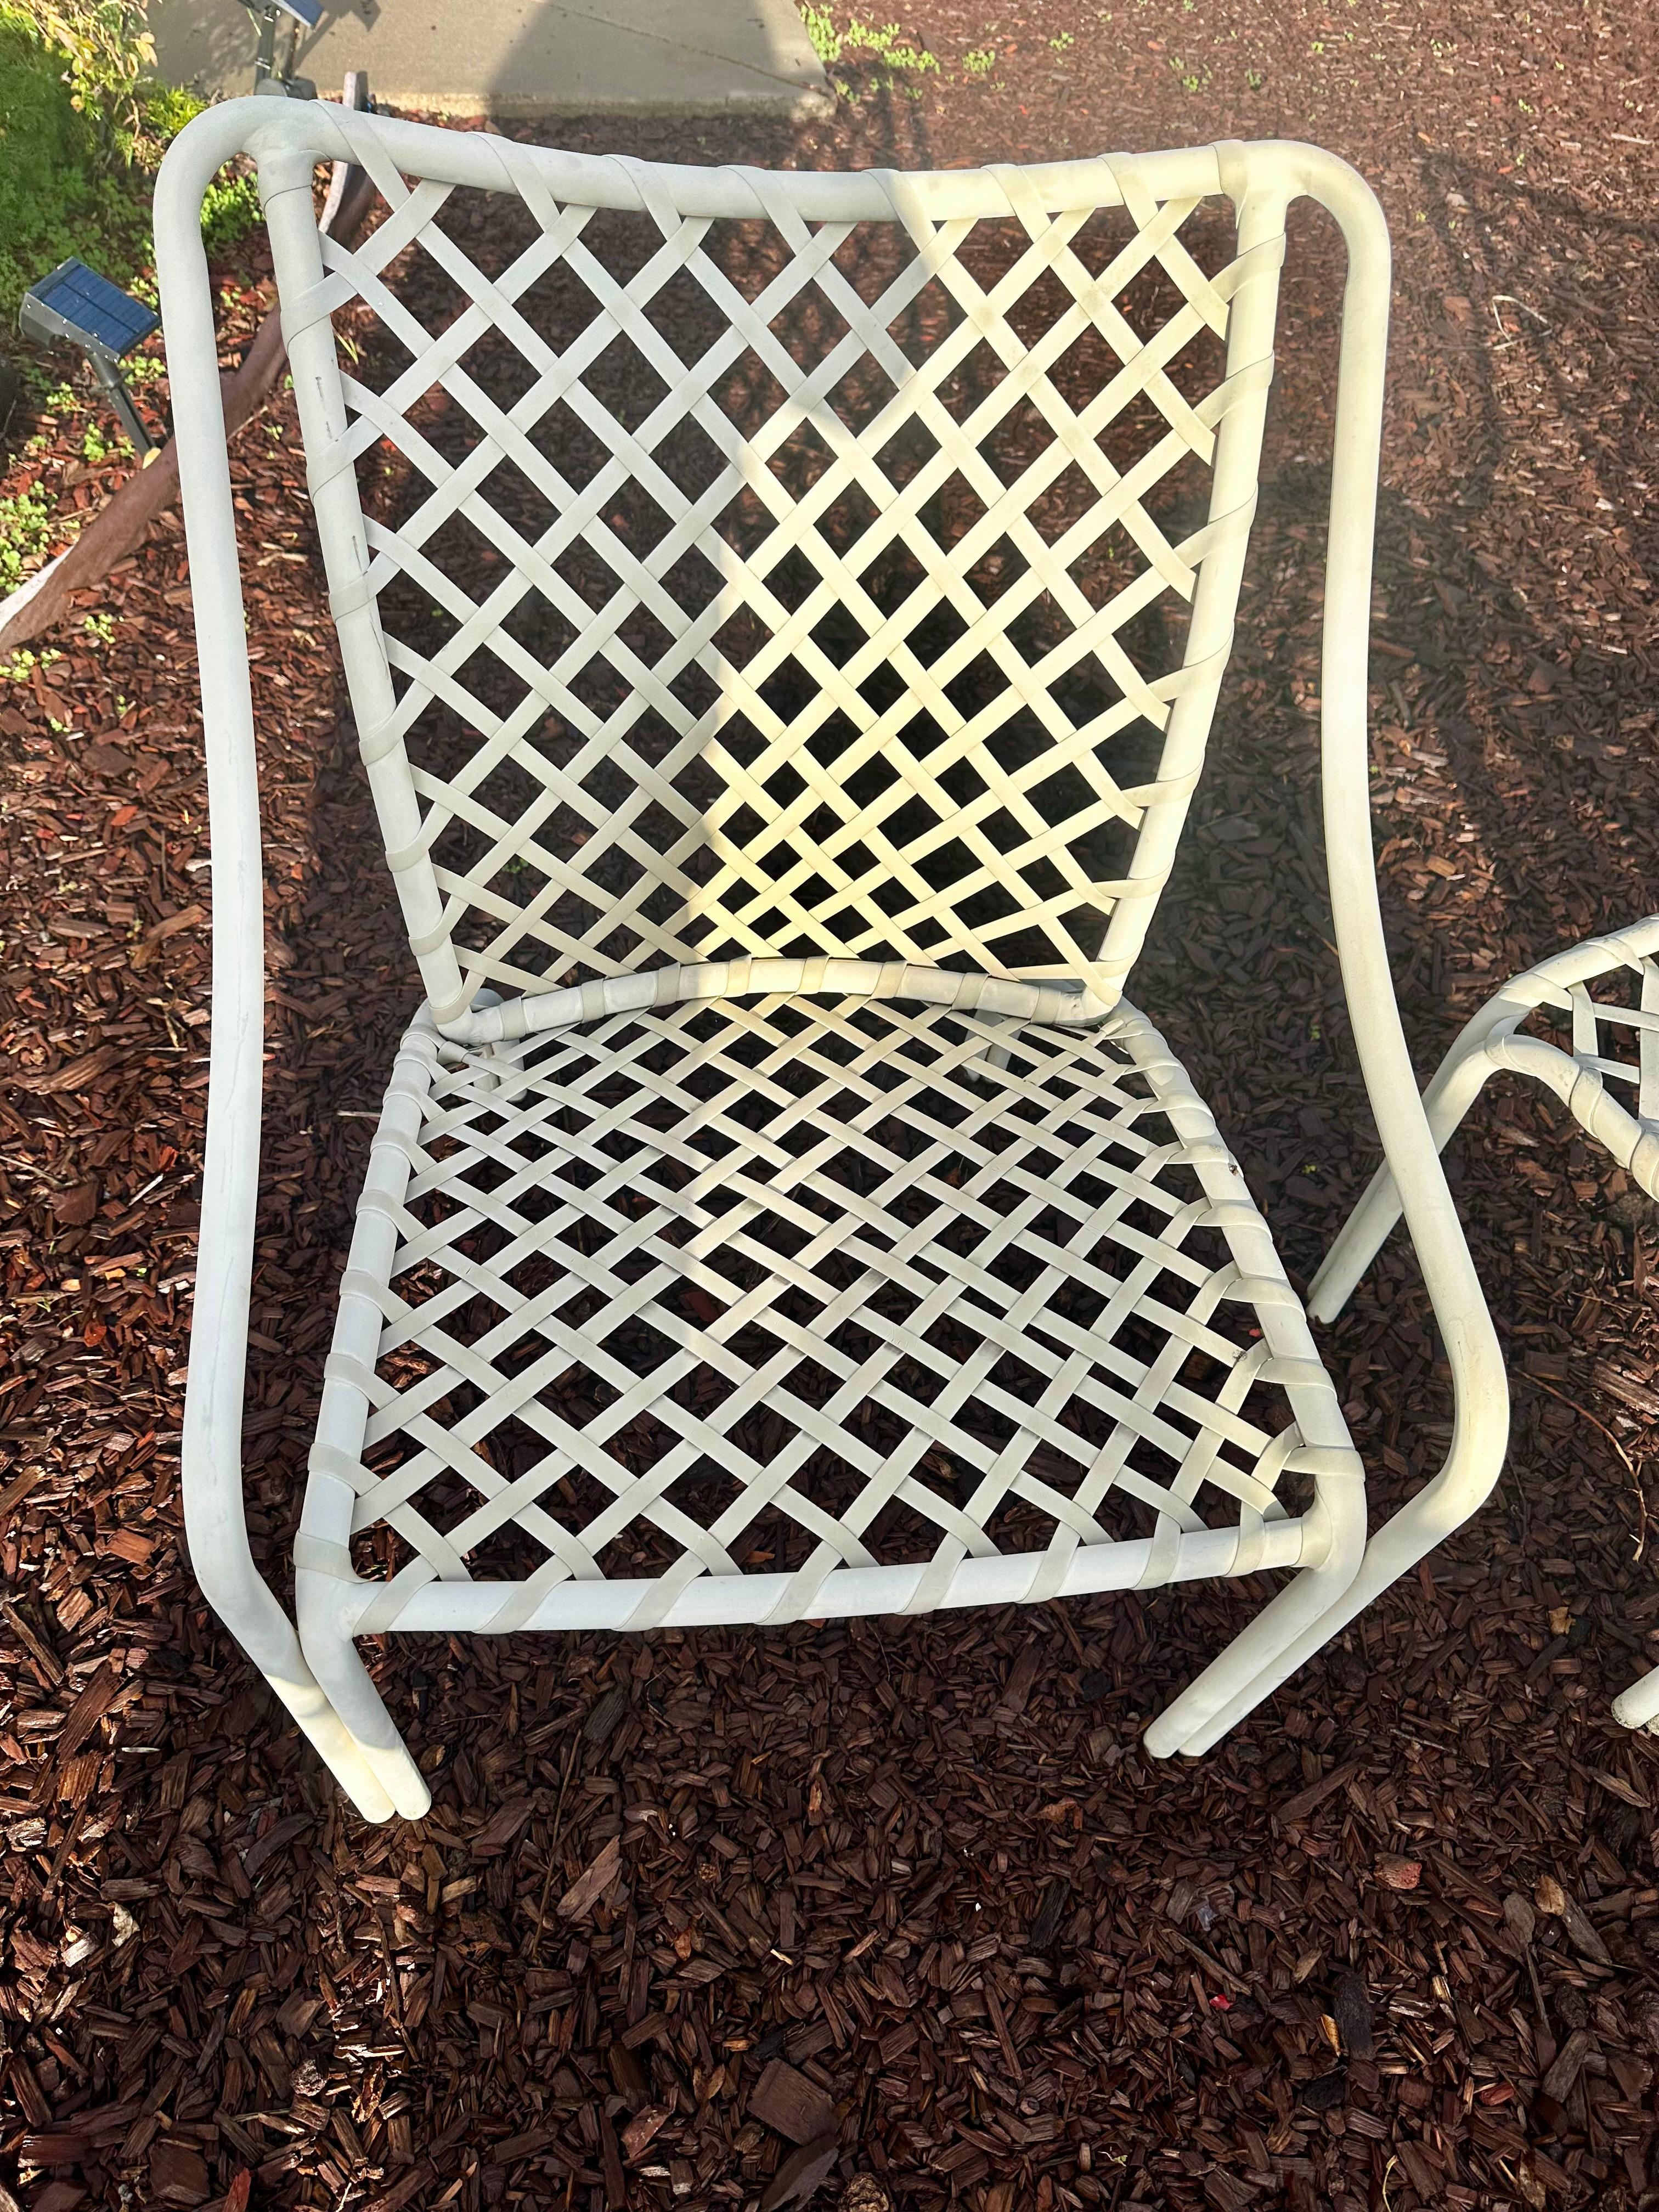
[1049, 30, 1074, 48]
[83, 611, 115, 645]
[201, 170, 262, 260]
[0, 647, 63, 684]
[964, 44, 996, 72]
[801, 2, 839, 58]
[81, 420, 129, 465]
[1167, 53, 1210, 90]
[0, 490, 53, 595]
[1245, 65, 1263, 86]
[800, 6, 938, 84]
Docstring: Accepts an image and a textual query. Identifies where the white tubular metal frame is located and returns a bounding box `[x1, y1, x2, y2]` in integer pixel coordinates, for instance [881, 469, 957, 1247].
[156, 100, 1508, 1820]
[1315, 915, 1659, 1735]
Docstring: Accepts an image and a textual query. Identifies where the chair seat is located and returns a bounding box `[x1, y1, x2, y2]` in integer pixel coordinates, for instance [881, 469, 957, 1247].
[298, 981, 1360, 1640]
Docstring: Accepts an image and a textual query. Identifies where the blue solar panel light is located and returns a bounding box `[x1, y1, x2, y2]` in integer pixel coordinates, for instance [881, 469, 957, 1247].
[20, 259, 161, 458]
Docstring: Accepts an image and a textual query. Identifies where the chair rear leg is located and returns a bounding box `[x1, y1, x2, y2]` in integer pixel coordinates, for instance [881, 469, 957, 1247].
[298, 1577, 432, 1821]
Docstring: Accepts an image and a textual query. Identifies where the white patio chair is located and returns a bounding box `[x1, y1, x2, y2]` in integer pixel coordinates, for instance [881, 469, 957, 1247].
[155, 100, 1508, 1822]
[1315, 915, 1659, 1732]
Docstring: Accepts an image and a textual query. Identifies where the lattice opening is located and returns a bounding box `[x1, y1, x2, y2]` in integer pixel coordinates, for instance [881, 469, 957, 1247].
[308, 165, 1262, 1012]
[329, 998, 1311, 1601]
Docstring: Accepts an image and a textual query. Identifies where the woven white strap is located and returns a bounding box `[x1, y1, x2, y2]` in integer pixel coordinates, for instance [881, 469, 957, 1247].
[299, 989, 1358, 1634]
[261, 121, 1288, 1029]
[1487, 917, 1659, 1195]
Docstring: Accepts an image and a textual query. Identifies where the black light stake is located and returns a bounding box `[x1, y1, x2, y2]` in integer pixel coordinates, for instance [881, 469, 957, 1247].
[240, 0, 323, 99]
[19, 259, 161, 458]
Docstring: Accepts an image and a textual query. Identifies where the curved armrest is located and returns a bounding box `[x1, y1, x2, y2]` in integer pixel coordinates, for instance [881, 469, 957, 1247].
[157, 112, 398, 1822]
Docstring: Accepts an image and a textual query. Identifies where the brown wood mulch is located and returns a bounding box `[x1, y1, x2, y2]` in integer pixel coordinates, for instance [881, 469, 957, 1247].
[5, 2, 1659, 2208]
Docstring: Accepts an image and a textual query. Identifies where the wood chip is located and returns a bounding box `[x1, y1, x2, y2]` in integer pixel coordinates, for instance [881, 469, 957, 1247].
[1375, 1854, 1422, 1891]
[556, 1834, 621, 1921]
[749, 2058, 838, 2145]
[760, 2133, 840, 2210]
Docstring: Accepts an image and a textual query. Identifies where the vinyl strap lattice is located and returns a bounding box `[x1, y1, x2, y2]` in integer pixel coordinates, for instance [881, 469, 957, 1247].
[273, 127, 1283, 1024]
[298, 994, 1358, 1632]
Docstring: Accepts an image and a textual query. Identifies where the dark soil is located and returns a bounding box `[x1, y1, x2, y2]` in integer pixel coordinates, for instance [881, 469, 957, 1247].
[4, 4, 1659, 2211]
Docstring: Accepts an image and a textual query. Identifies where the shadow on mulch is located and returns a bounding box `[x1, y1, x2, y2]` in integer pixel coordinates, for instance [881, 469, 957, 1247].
[4, 7, 1659, 2211]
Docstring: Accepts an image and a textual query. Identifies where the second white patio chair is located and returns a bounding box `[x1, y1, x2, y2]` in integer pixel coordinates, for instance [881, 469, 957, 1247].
[1317, 915, 1659, 1734]
[156, 101, 1508, 1821]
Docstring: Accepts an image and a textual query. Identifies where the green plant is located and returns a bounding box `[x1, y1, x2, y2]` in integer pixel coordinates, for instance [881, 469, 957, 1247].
[0, 9, 256, 326]
[0, 8, 149, 315]
[1245, 65, 1263, 86]
[140, 76, 200, 143]
[0, 645, 62, 683]
[21, 0, 161, 165]
[800, 1, 836, 59]
[0, 488, 54, 595]
[799, 6, 938, 80]
[964, 44, 995, 71]
[1049, 29, 1074, 48]
[83, 610, 115, 643]
[1167, 51, 1209, 89]
[200, 168, 262, 259]
[800, 1, 839, 59]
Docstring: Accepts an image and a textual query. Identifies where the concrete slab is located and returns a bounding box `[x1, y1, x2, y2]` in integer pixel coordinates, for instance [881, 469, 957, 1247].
[150, 0, 832, 118]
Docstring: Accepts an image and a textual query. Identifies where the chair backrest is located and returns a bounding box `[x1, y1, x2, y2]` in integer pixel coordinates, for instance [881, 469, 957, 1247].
[254, 115, 1290, 1029]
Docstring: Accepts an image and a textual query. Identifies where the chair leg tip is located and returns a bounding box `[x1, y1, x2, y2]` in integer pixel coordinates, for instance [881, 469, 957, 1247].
[1142, 1716, 1184, 1759]
[379, 1756, 433, 1821]
[1612, 1684, 1659, 1734]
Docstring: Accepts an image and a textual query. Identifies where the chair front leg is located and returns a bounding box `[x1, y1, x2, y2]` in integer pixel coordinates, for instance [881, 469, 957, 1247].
[1144, 1460, 1366, 1756]
[1158, 1393, 1506, 1752]
[296, 1571, 433, 1822]
[184, 1461, 399, 1822]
